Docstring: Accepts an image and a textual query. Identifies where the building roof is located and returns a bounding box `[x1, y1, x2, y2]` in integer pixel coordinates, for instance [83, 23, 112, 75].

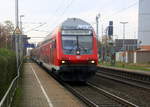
[140, 45, 150, 50]
[137, 45, 150, 52]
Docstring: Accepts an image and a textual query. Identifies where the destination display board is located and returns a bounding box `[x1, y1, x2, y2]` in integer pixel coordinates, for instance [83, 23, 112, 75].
[61, 29, 92, 35]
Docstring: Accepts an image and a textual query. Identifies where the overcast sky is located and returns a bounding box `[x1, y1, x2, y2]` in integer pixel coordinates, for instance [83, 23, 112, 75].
[0, 0, 139, 43]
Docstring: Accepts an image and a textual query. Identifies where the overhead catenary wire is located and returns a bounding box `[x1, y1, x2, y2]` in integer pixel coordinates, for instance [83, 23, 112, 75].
[34, 0, 74, 34]
[24, 0, 68, 34]
[103, 1, 138, 21]
[112, 1, 138, 16]
[32, 0, 137, 34]
[28, 0, 138, 41]
[22, 22, 44, 25]
[23, 22, 47, 33]
[49, 0, 75, 30]
[59, 0, 74, 17]
[25, 23, 47, 33]
[85, 0, 138, 29]
[54, 0, 67, 15]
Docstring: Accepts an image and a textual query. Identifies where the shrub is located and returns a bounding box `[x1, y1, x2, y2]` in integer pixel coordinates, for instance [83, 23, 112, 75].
[0, 48, 17, 100]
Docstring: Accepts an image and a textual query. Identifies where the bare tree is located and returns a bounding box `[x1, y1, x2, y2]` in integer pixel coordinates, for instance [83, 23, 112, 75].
[0, 21, 14, 49]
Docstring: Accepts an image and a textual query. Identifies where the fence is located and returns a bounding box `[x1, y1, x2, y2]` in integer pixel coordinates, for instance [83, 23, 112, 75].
[0, 61, 23, 107]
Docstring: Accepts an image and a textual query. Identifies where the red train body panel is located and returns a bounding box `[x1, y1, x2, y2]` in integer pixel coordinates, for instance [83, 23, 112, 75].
[31, 18, 98, 82]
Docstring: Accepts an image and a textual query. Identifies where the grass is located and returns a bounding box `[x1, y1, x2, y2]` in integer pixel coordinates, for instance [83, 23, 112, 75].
[0, 84, 10, 100]
[99, 61, 150, 71]
[11, 59, 24, 107]
[11, 84, 23, 107]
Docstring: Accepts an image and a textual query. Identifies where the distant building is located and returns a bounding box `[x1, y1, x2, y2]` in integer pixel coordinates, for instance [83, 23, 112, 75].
[140, 45, 150, 51]
[115, 45, 150, 64]
[138, 0, 150, 46]
[115, 39, 138, 52]
[116, 50, 150, 64]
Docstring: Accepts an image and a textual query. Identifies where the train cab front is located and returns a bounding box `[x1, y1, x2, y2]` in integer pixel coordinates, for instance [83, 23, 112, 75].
[57, 28, 98, 82]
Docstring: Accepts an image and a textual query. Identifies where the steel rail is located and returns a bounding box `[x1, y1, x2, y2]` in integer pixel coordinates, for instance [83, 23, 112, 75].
[63, 83, 99, 107]
[96, 72, 150, 90]
[46, 71, 99, 107]
[98, 71, 150, 84]
[37, 61, 124, 107]
[98, 66, 150, 83]
[39, 62, 99, 107]
[35, 62, 139, 107]
[0, 60, 23, 107]
[87, 83, 139, 107]
[46, 68, 125, 107]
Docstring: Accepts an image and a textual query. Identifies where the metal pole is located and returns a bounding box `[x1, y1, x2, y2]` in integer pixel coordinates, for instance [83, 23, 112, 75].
[96, 13, 100, 39]
[120, 22, 128, 64]
[15, 35, 19, 68]
[6, 35, 7, 48]
[0, 26, 1, 48]
[20, 15, 24, 62]
[96, 13, 100, 61]
[20, 15, 24, 33]
[96, 16, 99, 37]
[101, 24, 104, 63]
[15, 0, 19, 69]
[15, 0, 19, 27]
[20, 17, 22, 33]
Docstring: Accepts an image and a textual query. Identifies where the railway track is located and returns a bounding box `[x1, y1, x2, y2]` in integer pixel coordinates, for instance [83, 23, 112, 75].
[64, 82, 138, 107]
[89, 74, 150, 106]
[49, 70, 138, 107]
[97, 69, 150, 90]
[36, 62, 149, 107]
[87, 83, 138, 107]
[98, 67, 150, 90]
[43, 66, 137, 107]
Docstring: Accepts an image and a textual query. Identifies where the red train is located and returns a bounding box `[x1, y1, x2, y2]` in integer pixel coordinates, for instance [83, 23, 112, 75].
[31, 18, 98, 82]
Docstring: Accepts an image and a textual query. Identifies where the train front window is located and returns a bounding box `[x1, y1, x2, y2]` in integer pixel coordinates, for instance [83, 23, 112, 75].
[62, 36, 77, 55]
[62, 35, 93, 55]
[78, 36, 92, 54]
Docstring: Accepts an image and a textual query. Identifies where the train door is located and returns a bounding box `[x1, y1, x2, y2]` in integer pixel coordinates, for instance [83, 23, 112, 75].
[52, 39, 56, 65]
[50, 40, 53, 65]
[50, 39, 56, 65]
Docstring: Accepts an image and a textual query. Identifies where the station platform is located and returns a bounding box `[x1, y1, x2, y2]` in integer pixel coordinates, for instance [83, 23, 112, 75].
[98, 65, 150, 76]
[15, 62, 85, 107]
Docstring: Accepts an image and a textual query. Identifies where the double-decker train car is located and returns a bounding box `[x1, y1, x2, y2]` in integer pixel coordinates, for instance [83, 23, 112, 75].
[31, 18, 98, 82]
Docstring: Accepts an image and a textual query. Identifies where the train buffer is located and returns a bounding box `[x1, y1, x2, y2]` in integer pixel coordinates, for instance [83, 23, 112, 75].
[12, 62, 85, 107]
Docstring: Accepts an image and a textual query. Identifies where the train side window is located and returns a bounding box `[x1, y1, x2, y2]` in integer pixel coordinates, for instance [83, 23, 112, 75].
[52, 40, 56, 49]
[49, 40, 52, 48]
[54, 40, 56, 48]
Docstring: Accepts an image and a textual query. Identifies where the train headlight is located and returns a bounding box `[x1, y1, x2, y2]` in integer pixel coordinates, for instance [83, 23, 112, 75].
[91, 60, 95, 64]
[76, 51, 80, 55]
[61, 60, 66, 64]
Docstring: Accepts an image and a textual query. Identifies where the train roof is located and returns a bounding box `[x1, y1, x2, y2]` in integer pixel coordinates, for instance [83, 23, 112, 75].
[39, 18, 94, 46]
[61, 18, 93, 30]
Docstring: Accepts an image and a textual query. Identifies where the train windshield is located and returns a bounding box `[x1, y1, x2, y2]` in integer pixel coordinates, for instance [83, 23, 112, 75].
[62, 35, 93, 55]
